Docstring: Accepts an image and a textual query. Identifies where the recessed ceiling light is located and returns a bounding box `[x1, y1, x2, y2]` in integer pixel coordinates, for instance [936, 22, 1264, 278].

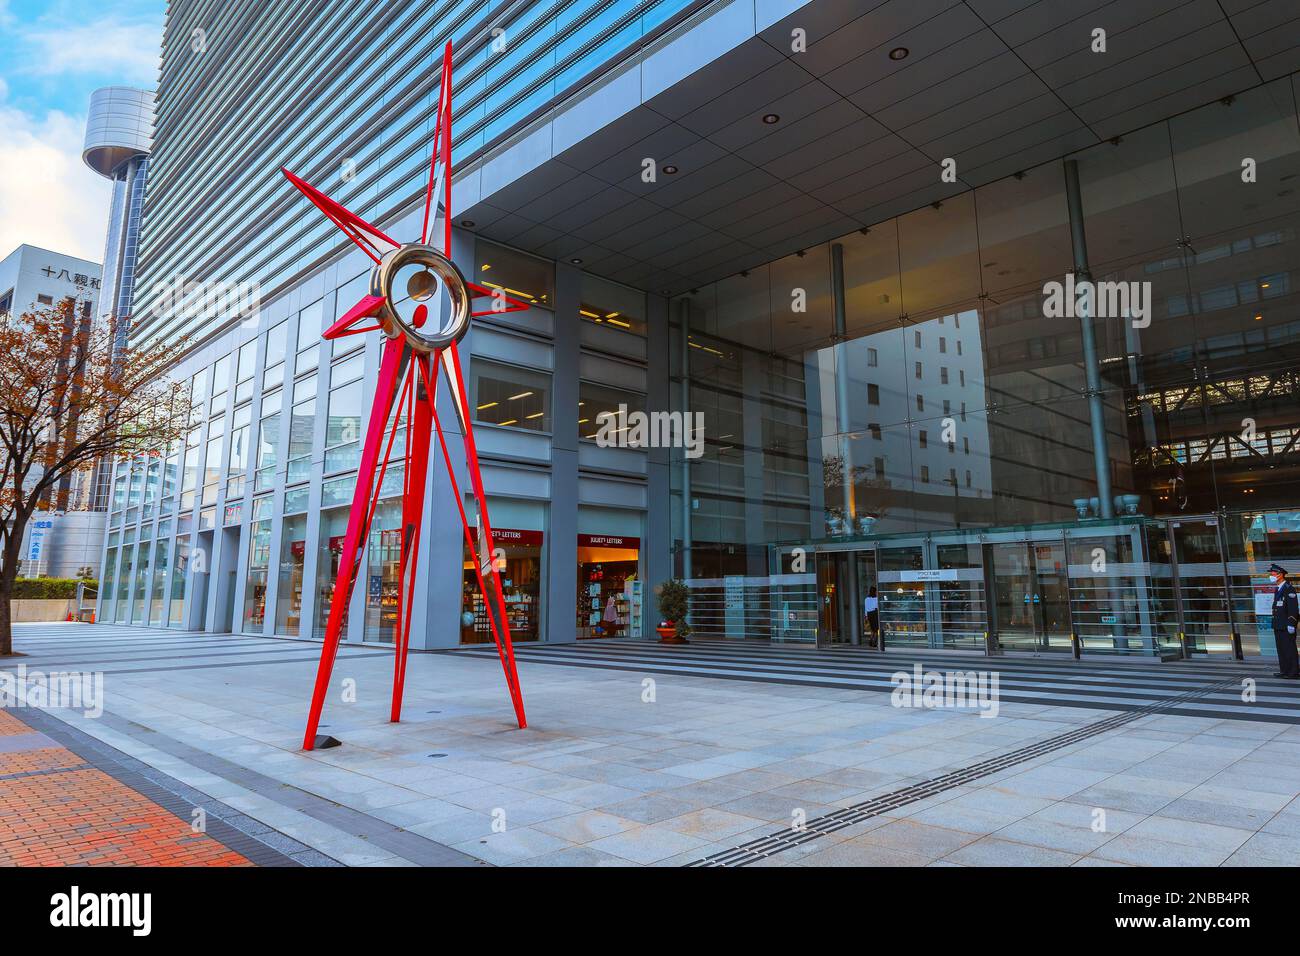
[461, 219, 475, 227]
[663, 164, 678, 174]
[570, 257, 583, 264]
[762, 113, 780, 124]
[889, 47, 909, 60]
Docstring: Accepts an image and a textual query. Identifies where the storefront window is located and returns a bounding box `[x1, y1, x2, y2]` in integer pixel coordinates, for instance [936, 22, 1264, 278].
[314, 507, 350, 639]
[470, 361, 550, 432]
[576, 533, 642, 639]
[169, 535, 190, 627]
[364, 500, 402, 644]
[115, 540, 134, 623]
[276, 514, 307, 635]
[102, 546, 118, 608]
[149, 538, 169, 626]
[130, 545, 151, 624]
[244, 497, 272, 631]
[462, 525, 543, 644]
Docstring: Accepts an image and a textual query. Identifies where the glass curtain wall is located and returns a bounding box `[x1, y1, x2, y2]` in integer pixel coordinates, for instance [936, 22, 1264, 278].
[673, 74, 1300, 655]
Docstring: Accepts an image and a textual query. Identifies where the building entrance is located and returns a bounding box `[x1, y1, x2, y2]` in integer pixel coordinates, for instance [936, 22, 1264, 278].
[987, 540, 1072, 653]
[777, 519, 1194, 657]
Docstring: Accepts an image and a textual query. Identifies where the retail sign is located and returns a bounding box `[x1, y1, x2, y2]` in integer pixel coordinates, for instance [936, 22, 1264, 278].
[470, 526, 543, 547]
[578, 534, 640, 548]
[899, 569, 957, 582]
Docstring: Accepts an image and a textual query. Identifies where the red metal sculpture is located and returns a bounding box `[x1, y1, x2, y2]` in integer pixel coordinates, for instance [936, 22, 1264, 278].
[283, 42, 527, 750]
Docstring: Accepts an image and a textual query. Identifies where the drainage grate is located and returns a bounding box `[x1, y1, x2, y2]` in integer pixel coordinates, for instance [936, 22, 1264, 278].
[688, 676, 1240, 867]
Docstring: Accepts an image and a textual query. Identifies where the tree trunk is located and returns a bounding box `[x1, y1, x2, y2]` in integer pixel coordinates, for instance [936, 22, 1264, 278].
[0, 568, 14, 656]
[0, 518, 28, 656]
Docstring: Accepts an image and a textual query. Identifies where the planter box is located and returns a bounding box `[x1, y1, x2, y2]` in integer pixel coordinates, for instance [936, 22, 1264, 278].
[9, 599, 77, 622]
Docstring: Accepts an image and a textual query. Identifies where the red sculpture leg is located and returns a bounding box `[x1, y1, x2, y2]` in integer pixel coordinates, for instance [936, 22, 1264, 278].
[302, 336, 410, 750]
[389, 352, 434, 723]
[416, 353, 527, 728]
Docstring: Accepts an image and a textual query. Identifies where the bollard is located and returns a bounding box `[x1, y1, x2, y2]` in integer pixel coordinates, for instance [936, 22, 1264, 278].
[1071, 631, 1082, 660]
[984, 630, 1001, 656]
[1231, 630, 1244, 661]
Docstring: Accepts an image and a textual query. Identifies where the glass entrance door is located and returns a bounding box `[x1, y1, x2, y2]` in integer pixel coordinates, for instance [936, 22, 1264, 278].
[816, 552, 854, 645]
[989, 540, 1073, 653]
[1032, 540, 1073, 651]
[1170, 517, 1234, 655]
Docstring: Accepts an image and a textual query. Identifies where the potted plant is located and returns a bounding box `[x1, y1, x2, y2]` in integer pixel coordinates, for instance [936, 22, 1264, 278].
[656, 579, 691, 645]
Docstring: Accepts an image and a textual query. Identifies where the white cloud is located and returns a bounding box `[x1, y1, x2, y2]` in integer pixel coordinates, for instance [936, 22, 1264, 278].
[20, 18, 161, 84]
[0, 101, 111, 263]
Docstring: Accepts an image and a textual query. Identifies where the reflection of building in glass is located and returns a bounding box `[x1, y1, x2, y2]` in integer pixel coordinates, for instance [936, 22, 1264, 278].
[101, 0, 1300, 663]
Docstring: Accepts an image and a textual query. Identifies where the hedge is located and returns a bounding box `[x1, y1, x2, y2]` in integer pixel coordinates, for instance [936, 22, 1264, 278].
[9, 578, 97, 600]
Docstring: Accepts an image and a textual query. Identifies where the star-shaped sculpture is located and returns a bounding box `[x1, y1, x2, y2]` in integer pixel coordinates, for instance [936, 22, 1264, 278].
[282, 42, 529, 750]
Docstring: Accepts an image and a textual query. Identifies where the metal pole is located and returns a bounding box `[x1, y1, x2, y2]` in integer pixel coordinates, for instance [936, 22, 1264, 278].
[1063, 159, 1115, 520]
[831, 243, 855, 531]
[678, 298, 693, 582]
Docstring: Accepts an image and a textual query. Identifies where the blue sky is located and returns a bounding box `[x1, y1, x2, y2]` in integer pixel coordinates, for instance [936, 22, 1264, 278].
[0, 0, 164, 262]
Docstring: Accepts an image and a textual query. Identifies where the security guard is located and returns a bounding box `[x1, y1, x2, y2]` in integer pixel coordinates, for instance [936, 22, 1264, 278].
[1269, 563, 1300, 679]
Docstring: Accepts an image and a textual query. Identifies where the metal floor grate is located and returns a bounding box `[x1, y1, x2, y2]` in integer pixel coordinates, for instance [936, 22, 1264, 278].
[687, 676, 1241, 867]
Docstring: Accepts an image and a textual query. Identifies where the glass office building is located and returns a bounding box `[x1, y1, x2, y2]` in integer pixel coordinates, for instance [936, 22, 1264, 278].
[101, 0, 1300, 660]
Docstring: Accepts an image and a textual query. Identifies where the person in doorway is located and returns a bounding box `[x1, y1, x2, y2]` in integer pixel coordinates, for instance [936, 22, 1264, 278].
[602, 593, 620, 638]
[1269, 563, 1300, 679]
[864, 586, 879, 648]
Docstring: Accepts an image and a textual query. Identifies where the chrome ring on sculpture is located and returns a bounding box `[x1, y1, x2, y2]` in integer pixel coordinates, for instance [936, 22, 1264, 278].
[372, 243, 471, 352]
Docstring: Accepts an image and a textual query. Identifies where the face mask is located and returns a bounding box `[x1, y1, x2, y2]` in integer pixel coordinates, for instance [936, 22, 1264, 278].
[1271, 575, 1281, 585]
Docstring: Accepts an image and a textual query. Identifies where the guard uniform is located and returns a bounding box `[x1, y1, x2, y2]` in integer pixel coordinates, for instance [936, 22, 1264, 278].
[1269, 563, 1300, 679]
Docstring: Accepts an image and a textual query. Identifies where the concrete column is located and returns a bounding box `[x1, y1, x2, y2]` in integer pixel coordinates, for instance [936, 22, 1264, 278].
[645, 294, 672, 593]
[546, 262, 581, 644]
[677, 298, 693, 580]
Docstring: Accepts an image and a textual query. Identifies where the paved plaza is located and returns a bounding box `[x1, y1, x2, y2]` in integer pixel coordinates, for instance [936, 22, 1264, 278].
[3, 623, 1300, 867]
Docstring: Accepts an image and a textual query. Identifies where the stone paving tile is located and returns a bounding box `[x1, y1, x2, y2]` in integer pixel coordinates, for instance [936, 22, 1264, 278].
[944, 837, 1082, 867]
[856, 819, 983, 857]
[796, 838, 933, 867]
[601, 793, 700, 824]
[532, 810, 641, 844]
[588, 825, 708, 864]
[510, 845, 640, 866]
[451, 826, 572, 865]
[1124, 815, 1255, 853]
[991, 817, 1118, 855]
[1156, 796, 1275, 831]
[658, 808, 768, 841]
[1090, 834, 1233, 867]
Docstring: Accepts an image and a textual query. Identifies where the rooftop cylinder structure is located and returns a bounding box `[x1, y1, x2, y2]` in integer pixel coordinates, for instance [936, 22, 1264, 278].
[83, 86, 155, 511]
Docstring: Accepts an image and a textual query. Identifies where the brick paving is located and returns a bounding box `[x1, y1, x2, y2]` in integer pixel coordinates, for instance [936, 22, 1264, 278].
[0, 707, 252, 867]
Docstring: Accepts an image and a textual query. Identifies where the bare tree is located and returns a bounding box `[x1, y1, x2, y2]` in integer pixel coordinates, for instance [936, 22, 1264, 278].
[0, 298, 187, 654]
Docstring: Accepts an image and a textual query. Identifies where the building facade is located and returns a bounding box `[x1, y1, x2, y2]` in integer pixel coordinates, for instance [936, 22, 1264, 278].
[1, 244, 106, 575]
[100, 0, 1300, 661]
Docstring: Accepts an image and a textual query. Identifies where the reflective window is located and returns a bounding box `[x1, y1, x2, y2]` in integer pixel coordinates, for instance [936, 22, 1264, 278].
[471, 360, 550, 432]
